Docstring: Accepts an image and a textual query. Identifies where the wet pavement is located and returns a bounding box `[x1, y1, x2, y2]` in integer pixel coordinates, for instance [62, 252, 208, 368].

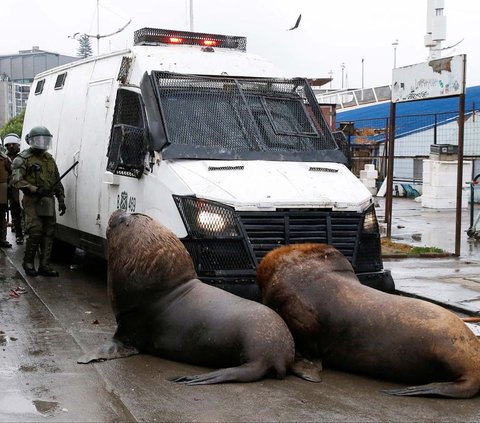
[377, 196, 480, 317]
[2, 201, 480, 421]
[0, 251, 134, 422]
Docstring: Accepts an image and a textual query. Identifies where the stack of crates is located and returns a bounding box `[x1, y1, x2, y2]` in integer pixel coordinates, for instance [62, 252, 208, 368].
[422, 145, 471, 208]
[359, 164, 378, 195]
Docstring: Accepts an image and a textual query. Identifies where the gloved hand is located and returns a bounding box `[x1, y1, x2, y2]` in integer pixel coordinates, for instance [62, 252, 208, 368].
[36, 186, 52, 197]
[58, 202, 67, 216]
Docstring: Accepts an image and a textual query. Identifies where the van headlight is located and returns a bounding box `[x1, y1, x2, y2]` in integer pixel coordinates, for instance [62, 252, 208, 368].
[362, 205, 379, 234]
[197, 210, 228, 232]
[173, 195, 240, 237]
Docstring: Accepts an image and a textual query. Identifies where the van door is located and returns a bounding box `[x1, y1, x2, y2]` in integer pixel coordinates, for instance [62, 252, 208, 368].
[75, 79, 115, 247]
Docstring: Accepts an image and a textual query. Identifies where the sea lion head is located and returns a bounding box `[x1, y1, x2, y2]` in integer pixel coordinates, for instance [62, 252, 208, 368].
[257, 243, 356, 293]
[106, 210, 198, 317]
[256, 243, 358, 354]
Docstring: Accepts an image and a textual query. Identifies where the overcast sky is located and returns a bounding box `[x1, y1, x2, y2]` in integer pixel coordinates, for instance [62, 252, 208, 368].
[2, 0, 479, 88]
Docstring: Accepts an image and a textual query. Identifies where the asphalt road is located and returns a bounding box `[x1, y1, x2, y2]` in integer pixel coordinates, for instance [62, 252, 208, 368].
[1, 238, 480, 422]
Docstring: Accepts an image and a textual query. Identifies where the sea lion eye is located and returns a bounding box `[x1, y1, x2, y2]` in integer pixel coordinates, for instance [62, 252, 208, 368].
[109, 210, 129, 228]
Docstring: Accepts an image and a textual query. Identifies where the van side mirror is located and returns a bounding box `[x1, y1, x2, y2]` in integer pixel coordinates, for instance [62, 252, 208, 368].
[107, 124, 147, 178]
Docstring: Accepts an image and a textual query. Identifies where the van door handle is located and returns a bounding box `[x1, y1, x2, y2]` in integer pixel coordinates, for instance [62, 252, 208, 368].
[73, 151, 80, 176]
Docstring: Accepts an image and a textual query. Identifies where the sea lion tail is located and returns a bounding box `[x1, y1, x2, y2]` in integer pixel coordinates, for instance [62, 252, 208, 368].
[383, 379, 480, 399]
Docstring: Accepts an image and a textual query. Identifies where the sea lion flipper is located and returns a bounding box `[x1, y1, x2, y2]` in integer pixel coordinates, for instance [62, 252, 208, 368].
[169, 362, 270, 385]
[77, 338, 139, 364]
[290, 357, 323, 383]
[383, 380, 478, 399]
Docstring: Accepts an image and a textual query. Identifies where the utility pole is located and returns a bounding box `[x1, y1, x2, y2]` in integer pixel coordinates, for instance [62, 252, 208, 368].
[69, 1, 131, 56]
[341, 63, 345, 89]
[392, 39, 399, 68]
[96, 0, 100, 54]
[361, 57, 365, 89]
[189, 0, 194, 31]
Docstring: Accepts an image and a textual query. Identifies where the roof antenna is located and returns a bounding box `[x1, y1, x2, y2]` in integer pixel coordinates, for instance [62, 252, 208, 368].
[69, 0, 131, 55]
[424, 0, 446, 60]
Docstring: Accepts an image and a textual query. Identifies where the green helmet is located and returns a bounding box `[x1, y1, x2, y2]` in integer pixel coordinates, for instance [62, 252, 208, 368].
[26, 126, 53, 150]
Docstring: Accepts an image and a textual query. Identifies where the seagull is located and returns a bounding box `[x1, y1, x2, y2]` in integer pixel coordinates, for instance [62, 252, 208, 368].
[288, 14, 302, 31]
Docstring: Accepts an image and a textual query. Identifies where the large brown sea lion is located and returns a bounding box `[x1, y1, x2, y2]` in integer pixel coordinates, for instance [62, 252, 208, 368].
[78, 210, 316, 385]
[256, 243, 480, 398]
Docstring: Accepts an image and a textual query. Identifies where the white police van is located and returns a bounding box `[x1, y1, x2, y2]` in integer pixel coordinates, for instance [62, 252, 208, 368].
[22, 28, 393, 298]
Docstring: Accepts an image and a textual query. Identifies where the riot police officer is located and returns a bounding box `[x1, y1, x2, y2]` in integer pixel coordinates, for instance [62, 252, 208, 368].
[3, 133, 24, 244]
[0, 147, 11, 248]
[12, 126, 66, 277]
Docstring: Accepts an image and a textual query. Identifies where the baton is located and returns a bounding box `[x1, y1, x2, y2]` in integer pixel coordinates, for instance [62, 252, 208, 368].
[49, 160, 79, 190]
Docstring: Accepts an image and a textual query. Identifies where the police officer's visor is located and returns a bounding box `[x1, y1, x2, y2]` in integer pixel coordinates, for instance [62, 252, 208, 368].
[29, 135, 52, 150]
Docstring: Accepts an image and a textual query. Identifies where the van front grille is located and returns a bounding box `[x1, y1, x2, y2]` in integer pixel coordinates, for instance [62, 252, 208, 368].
[237, 210, 363, 267]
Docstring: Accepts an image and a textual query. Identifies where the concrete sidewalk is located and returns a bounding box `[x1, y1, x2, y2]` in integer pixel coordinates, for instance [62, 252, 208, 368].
[379, 196, 480, 317]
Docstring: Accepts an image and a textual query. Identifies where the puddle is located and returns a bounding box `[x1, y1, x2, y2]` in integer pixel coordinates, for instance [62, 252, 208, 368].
[33, 399, 60, 416]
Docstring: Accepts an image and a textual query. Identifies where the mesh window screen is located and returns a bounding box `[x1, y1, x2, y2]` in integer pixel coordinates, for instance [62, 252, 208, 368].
[107, 89, 147, 178]
[113, 89, 144, 127]
[107, 125, 146, 178]
[152, 73, 337, 155]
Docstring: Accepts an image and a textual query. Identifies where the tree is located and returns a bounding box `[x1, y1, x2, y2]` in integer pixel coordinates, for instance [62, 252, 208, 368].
[77, 34, 93, 58]
[0, 110, 24, 141]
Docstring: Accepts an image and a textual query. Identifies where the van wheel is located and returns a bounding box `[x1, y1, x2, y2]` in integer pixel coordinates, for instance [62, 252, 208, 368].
[51, 238, 77, 263]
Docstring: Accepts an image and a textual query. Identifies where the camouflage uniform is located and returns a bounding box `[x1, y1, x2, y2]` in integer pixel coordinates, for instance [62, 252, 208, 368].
[12, 148, 65, 276]
[0, 150, 11, 248]
[5, 147, 24, 243]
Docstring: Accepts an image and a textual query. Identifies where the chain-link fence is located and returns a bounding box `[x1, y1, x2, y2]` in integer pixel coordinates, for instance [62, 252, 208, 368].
[339, 108, 480, 185]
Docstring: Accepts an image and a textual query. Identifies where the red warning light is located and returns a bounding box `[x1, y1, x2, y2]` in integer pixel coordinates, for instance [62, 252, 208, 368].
[202, 39, 218, 47]
[169, 37, 184, 44]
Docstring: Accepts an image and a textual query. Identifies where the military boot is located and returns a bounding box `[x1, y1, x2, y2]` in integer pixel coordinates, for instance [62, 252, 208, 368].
[13, 217, 24, 245]
[23, 237, 39, 276]
[38, 237, 59, 277]
[0, 218, 12, 248]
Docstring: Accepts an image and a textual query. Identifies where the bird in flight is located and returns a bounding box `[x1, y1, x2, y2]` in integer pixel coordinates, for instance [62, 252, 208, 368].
[288, 14, 302, 31]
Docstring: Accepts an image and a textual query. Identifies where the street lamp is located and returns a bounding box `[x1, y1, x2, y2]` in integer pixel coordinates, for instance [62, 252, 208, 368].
[341, 62, 345, 89]
[392, 39, 399, 68]
[361, 57, 365, 89]
[328, 69, 333, 88]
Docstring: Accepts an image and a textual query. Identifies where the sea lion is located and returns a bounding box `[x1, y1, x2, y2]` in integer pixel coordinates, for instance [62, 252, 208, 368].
[256, 243, 480, 398]
[77, 210, 317, 385]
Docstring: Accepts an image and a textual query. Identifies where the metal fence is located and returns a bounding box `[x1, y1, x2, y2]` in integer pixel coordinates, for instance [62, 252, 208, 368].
[340, 108, 480, 185]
